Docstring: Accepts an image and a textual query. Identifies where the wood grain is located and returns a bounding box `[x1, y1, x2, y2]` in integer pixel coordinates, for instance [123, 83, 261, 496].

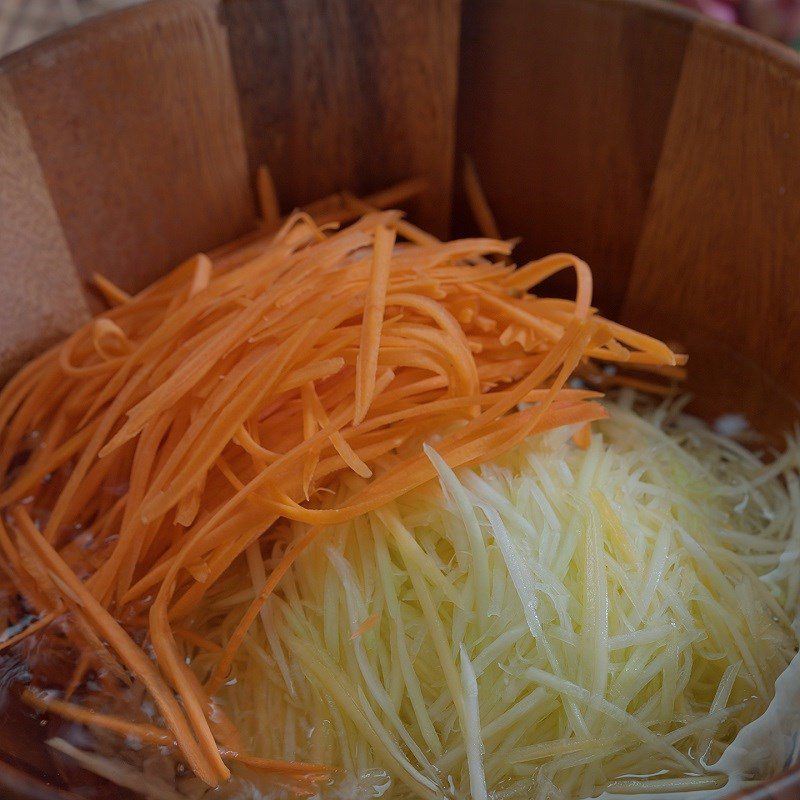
[0, 75, 89, 381]
[3, 0, 255, 297]
[454, 0, 692, 317]
[220, 0, 460, 237]
[621, 19, 800, 435]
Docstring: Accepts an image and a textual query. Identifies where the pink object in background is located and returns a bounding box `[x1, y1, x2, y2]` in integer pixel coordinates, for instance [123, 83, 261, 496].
[678, 0, 800, 46]
[746, 0, 800, 42]
[685, 0, 741, 23]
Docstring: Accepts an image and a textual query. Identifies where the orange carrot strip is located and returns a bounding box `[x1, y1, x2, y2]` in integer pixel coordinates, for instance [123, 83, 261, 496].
[11, 507, 225, 785]
[572, 423, 592, 449]
[0, 609, 59, 653]
[205, 526, 320, 695]
[93, 272, 132, 306]
[188, 254, 213, 299]
[24, 688, 175, 746]
[24, 689, 331, 778]
[0, 180, 681, 792]
[354, 225, 397, 424]
[350, 611, 380, 640]
[256, 165, 281, 228]
[305, 382, 371, 479]
[463, 155, 501, 240]
[174, 627, 223, 654]
[504, 253, 593, 319]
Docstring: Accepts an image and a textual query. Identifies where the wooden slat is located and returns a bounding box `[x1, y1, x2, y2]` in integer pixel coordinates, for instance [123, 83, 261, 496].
[3, 0, 255, 297]
[220, 0, 461, 237]
[0, 75, 89, 381]
[455, 0, 693, 316]
[621, 21, 800, 434]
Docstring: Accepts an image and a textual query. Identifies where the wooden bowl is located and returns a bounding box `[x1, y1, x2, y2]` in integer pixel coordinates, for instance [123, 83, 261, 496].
[1, 0, 800, 797]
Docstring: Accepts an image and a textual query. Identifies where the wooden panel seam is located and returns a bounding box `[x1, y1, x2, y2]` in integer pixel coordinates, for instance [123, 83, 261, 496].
[0, 74, 90, 381]
[218, 0, 461, 237]
[620, 19, 800, 433]
[454, 0, 692, 316]
[5, 0, 256, 298]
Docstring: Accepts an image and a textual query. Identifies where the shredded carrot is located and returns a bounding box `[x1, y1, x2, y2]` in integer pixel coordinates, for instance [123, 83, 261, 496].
[601, 373, 679, 396]
[23, 689, 331, 779]
[256, 165, 281, 229]
[205, 526, 321, 696]
[0, 168, 682, 792]
[11, 506, 226, 785]
[174, 626, 223, 654]
[354, 225, 396, 424]
[572, 422, 592, 449]
[463, 155, 501, 240]
[92, 272, 131, 306]
[350, 611, 380, 640]
[362, 177, 428, 212]
[0, 609, 59, 652]
[24, 688, 175, 746]
[64, 650, 93, 701]
[188, 254, 213, 299]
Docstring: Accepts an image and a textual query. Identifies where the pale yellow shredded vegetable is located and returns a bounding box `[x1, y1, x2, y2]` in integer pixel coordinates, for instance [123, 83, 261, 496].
[199, 393, 800, 799]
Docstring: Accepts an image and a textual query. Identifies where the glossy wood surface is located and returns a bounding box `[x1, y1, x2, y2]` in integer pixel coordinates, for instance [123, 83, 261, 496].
[455, 0, 692, 316]
[621, 19, 800, 433]
[222, 0, 460, 236]
[3, 0, 256, 298]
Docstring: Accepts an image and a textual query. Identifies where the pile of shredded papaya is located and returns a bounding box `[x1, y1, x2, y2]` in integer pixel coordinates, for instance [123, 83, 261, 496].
[0, 172, 683, 793]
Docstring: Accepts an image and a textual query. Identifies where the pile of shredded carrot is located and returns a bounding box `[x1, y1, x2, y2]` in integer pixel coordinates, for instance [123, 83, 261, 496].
[0, 171, 682, 792]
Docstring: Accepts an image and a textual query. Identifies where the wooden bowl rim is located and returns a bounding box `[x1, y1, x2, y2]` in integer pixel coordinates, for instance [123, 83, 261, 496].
[602, 0, 800, 74]
[2, 0, 800, 82]
[0, 0, 203, 76]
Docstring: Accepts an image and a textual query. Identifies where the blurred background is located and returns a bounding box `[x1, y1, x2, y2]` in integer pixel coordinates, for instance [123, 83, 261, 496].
[0, 0, 140, 55]
[0, 0, 799, 57]
[678, 0, 800, 46]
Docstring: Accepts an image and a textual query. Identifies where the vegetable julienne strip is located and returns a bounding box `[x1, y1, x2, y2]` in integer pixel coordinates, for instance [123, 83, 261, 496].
[0, 609, 59, 652]
[10, 506, 224, 785]
[355, 225, 397, 424]
[0, 171, 682, 792]
[463, 155, 501, 241]
[206, 526, 322, 696]
[48, 738, 186, 800]
[256, 165, 281, 230]
[24, 690, 332, 779]
[213, 395, 800, 799]
[227, 403, 797, 797]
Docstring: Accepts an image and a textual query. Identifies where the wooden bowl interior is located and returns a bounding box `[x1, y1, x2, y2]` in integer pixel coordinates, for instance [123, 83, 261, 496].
[2, 0, 800, 797]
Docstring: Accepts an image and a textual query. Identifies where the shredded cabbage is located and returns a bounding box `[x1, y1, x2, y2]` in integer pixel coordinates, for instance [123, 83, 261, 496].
[195, 394, 800, 799]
